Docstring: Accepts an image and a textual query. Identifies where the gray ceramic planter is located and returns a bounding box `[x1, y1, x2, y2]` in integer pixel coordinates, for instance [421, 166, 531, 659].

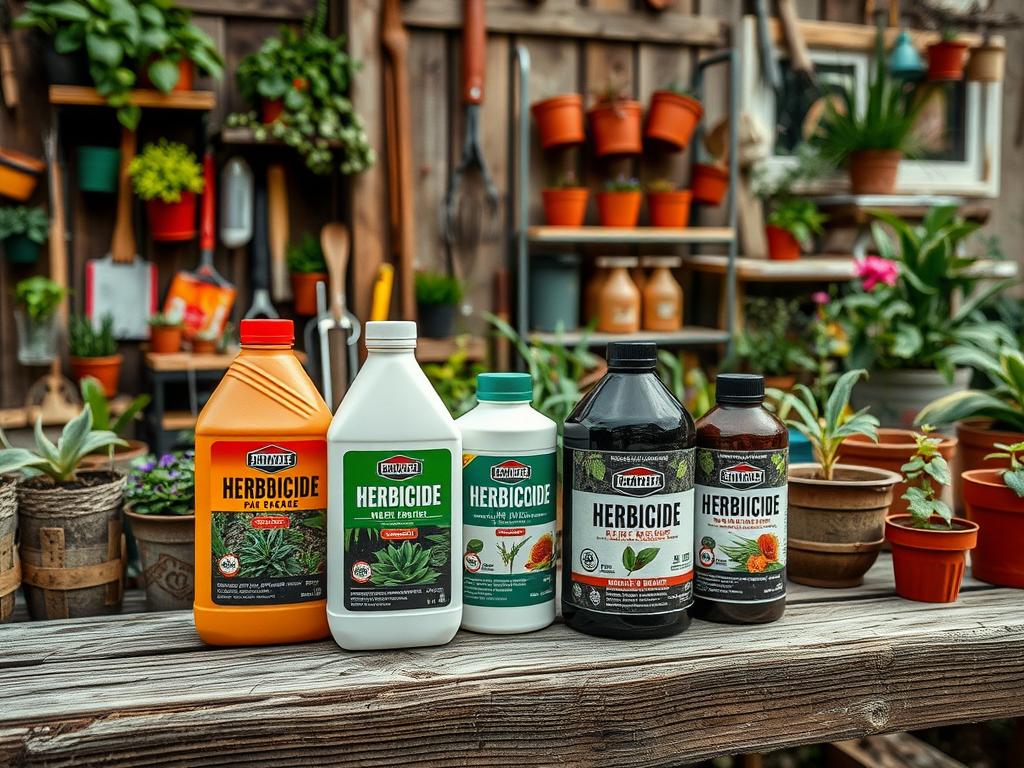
[125, 509, 195, 611]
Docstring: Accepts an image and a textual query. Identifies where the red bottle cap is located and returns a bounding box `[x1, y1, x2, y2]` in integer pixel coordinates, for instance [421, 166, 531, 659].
[240, 319, 294, 346]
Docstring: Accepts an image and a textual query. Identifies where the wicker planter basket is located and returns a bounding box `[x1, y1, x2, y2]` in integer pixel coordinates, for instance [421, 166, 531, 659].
[0, 478, 18, 622]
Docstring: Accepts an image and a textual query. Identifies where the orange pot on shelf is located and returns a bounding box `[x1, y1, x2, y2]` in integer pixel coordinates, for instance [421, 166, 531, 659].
[531, 94, 585, 150]
[953, 419, 1024, 513]
[927, 40, 970, 81]
[587, 101, 643, 157]
[647, 190, 692, 228]
[691, 163, 729, 206]
[962, 469, 1024, 588]
[261, 97, 285, 124]
[596, 191, 642, 228]
[848, 150, 902, 195]
[542, 188, 589, 227]
[885, 515, 978, 603]
[0, 148, 45, 202]
[69, 354, 123, 397]
[292, 272, 327, 316]
[149, 325, 182, 354]
[191, 338, 218, 355]
[645, 91, 703, 151]
[765, 225, 801, 261]
[139, 57, 194, 92]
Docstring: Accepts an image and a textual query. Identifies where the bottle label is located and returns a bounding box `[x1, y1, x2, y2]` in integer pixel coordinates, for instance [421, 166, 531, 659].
[462, 451, 556, 608]
[694, 448, 788, 604]
[209, 440, 327, 606]
[342, 449, 453, 612]
[568, 448, 695, 615]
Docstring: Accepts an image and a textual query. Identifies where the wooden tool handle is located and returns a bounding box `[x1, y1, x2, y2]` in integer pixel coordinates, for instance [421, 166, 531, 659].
[778, 0, 814, 76]
[200, 152, 215, 252]
[0, 38, 19, 109]
[267, 163, 291, 301]
[462, 0, 486, 104]
[321, 223, 350, 323]
[110, 126, 136, 263]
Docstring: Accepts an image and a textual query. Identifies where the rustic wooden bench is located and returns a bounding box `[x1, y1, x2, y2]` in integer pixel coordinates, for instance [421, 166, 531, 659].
[2, 553, 1022, 767]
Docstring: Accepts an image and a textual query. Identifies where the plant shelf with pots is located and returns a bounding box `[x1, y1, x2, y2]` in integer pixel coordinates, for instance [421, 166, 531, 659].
[526, 225, 735, 245]
[216, 127, 342, 148]
[49, 86, 216, 111]
[534, 326, 728, 348]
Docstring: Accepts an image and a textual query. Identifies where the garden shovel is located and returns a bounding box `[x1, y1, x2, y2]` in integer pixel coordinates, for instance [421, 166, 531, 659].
[243, 185, 278, 320]
[317, 223, 359, 411]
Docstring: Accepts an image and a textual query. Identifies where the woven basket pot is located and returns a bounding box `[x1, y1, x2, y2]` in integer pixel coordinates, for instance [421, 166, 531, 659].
[0, 478, 18, 622]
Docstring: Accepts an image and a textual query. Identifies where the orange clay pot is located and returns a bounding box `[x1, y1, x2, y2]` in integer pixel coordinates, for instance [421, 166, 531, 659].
[596, 191, 642, 228]
[765, 225, 801, 261]
[0, 148, 46, 202]
[691, 163, 729, 206]
[645, 91, 702, 151]
[927, 40, 970, 81]
[69, 354, 123, 397]
[149, 325, 182, 354]
[885, 514, 978, 603]
[542, 188, 589, 227]
[587, 101, 642, 157]
[962, 468, 1024, 588]
[292, 272, 327, 316]
[531, 94, 585, 150]
[848, 150, 902, 195]
[647, 190, 692, 228]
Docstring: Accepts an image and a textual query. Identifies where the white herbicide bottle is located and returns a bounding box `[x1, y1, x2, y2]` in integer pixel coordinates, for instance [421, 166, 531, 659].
[456, 373, 557, 634]
[327, 321, 462, 650]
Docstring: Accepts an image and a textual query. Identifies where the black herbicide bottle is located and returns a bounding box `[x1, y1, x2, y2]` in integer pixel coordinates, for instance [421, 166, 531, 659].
[692, 374, 788, 624]
[562, 342, 696, 639]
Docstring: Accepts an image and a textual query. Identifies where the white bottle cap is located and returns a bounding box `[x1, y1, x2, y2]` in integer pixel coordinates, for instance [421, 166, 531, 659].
[365, 320, 417, 348]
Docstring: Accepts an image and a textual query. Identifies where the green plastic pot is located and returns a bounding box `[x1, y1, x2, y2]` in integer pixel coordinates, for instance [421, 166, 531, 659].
[530, 253, 581, 332]
[3, 234, 40, 264]
[78, 146, 122, 194]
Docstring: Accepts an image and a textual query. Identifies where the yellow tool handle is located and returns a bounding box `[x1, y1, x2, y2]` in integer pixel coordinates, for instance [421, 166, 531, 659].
[370, 264, 395, 321]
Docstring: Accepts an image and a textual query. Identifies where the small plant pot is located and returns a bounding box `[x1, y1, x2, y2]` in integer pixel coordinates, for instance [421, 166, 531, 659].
[530, 253, 581, 333]
[37, 39, 91, 86]
[69, 354, 123, 397]
[531, 94, 585, 150]
[765, 225, 801, 261]
[124, 509, 195, 612]
[146, 192, 198, 242]
[262, 97, 285, 124]
[962, 469, 1024, 588]
[417, 304, 457, 338]
[885, 514, 978, 603]
[14, 310, 59, 365]
[647, 190, 692, 228]
[150, 325, 183, 354]
[927, 40, 970, 81]
[955, 420, 1024, 513]
[139, 57, 194, 92]
[645, 91, 703, 151]
[691, 164, 729, 206]
[77, 146, 122, 194]
[596, 191, 642, 228]
[0, 148, 45, 202]
[192, 338, 218, 355]
[541, 188, 589, 227]
[587, 101, 643, 157]
[79, 439, 150, 473]
[848, 150, 902, 195]
[3, 234, 41, 264]
[292, 272, 327, 315]
[965, 44, 1005, 83]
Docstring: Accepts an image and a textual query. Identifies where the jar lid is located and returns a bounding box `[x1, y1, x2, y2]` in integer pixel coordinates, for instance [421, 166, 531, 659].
[607, 341, 657, 369]
[716, 373, 765, 403]
[366, 321, 417, 347]
[477, 373, 533, 402]
[240, 319, 293, 346]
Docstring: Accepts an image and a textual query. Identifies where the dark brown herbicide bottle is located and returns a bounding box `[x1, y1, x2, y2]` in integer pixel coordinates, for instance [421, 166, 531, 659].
[692, 374, 788, 624]
[562, 341, 696, 639]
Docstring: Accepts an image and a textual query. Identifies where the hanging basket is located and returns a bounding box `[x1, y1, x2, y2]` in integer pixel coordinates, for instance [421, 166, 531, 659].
[691, 164, 729, 206]
[927, 40, 970, 81]
[0, 478, 19, 623]
[965, 44, 1005, 83]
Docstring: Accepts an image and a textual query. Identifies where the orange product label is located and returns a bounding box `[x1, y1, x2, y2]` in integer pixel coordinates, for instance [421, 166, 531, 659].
[164, 272, 236, 340]
[211, 441, 326, 512]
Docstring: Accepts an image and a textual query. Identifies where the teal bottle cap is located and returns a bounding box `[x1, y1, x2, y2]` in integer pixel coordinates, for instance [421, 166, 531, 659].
[476, 373, 533, 402]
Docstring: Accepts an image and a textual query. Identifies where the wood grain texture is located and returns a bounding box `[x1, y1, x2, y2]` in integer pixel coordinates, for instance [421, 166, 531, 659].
[177, 0, 316, 19]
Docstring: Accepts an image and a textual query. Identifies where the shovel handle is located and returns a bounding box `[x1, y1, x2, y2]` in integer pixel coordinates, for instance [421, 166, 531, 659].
[462, 0, 485, 104]
[251, 185, 270, 291]
[200, 151, 215, 252]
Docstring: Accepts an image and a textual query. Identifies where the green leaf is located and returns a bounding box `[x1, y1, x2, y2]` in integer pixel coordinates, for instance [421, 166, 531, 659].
[86, 32, 123, 67]
[34, 416, 61, 469]
[46, 1, 92, 22]
[466, 539, 483, 554]
[79, 377, 110, 430]
[0, 448, 47, 475]
[825, 369, 867, 433]
[146, 57, 180, 93]
[633, 548, 659, 571]
[1004, 468, 1024, 498]
[622, 546, 636, 572]
[111, 394, 151, 437]
[924, 455, 951, 486]
[56, 405, 93, 472]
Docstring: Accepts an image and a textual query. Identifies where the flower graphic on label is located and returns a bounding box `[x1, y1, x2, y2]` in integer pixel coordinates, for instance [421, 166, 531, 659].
[721, 533, 783, 573]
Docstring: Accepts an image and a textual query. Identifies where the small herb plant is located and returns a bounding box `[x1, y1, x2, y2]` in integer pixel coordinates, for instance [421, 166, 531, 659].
[128, 140, 204, 203]
[592, 83, 633, 114]
[68, 315, 117, 359]
[548, 170, 583, 190]
[80, 377, 150, 438]
[240, 528, 302, 578]
[646, 179, 677, 193]
[286, 232, 327, 274]
[766, 199, 828, 248]
[415, 271, 463, 307]
[724, 297, 816, 378]
[780, 369, 880, 481]
[498, 537, 531, 573]
[0, 206, 49, 244]
[13, 277, 68, 323]
[901, 428, 954, 529]
[660, 81, 697, 98]
[985, 442, 1024, 498]
[148, 312, 183, 328]
[125, 451, 195, 516]
[604, 175, 641, 193]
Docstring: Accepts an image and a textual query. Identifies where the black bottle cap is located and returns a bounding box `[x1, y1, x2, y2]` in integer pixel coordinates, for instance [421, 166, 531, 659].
[716, 373, 765, 403]
[607, 342, 658, 369]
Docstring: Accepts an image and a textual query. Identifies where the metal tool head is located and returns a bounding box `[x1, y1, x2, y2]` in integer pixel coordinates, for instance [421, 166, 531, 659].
[444, 106, 500, 250]
[243, 289, 279, 320]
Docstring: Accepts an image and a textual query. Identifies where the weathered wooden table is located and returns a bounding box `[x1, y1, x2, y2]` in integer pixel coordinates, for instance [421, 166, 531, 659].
[2, 554, 1022, 768]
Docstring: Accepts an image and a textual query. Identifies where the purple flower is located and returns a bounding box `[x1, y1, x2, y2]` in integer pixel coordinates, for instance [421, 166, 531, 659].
[137, 460, 156, 473]
[159, 454, 176, 468]
[168, 470, 181, 479]
[811, 291, 830, 305]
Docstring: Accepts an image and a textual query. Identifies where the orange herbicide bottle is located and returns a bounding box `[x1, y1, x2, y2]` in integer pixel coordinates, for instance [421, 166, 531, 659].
[194, 318, 332, 645]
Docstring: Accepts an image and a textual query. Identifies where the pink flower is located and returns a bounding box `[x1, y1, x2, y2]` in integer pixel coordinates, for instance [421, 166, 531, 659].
[811, 291, 830, 305]
[856, 256, 899, 291]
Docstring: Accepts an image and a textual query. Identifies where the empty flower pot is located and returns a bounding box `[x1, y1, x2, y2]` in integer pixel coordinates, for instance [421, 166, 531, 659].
[587, 101, 643, 157]
[597, 191, 642, 228]
[848, 150, 902, 195]
[531, 94, 585, 150]
[292, 272, 327, 316]
[77, 146, 122, 194]
[962, 468, 1024, 588]
[765, 225, 801, 261]
[645, 91, 703, 151]
[146, 192, 197, 242]
[691, 164, 729, 206]
[647, 190, 692, 228]
[0, 149, 45, 202]
[927, 40, 970, 81]
[885, 514, 978, 603]
[542, 188, 589, 227]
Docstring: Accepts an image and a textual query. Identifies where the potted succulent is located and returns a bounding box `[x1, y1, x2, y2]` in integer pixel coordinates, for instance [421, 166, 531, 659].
[77, 377, 151, 472]
[287, 232, 328, 315]
[227, 0, 376, 176]
[962, 442, 1024, 588]
[541, 171, 589, 227]
[0, 405, 128, 620]
[780, 369, 900, 588]
[586, 84, 642, 157]
[927, 28, 970, 81]
[691, 162, 729, 206]
[12, 276, 68, 366]
[124, 452, 196, 611]
[531, 93, 585, 150]
[136, 1, 223, 93]
[415, 271, 463, 339]
[0, 476, 17, 623]
[764, 199, 827, 261]
[77, 146, 121, 194]
[148, 313, 184, 354]
[645, 82, 702, 151]
[129, 140, 204, 242]
[597, 175, 642, 228]
[645, 179, 692, 228]
[885, 430, 979, 603]
[68, 314, 121, 397]
[0, 206, 48, 264]
[724, 298, 816, 391]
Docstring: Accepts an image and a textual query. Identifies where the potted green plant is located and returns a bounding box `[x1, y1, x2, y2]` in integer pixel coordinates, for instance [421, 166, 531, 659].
[148, 313, 183, 354]
[645, 82, 702, 151]
[531, 93, 585, 150]
[645, 179, 692, 228]
[227, 0, 376, 176]
[928, 28, 970, 81]
[587, 84, 642, 157]
[961, 442, 1024, 588]
[0, 475, 17, 623]
[0, 206, 48, 264]
[541, 171, 589, 227]
[124, 451, 196, 611]
[136, 1, 223, 93]
[68, 314, 121, 397]
[597, 175, 642, 228]
[12, 276, 68, 365]
[77, 377, 151, 472]
[885, 430, 979, 602]
[128, 139, 204, 241]
[416, 271, 463, 339]
[779, 369, 901, 588]
[287, 232, 328, 315]
[723, 298, 816, 391]
[764, 199, 827, 261]
[0, 405, 128, 620]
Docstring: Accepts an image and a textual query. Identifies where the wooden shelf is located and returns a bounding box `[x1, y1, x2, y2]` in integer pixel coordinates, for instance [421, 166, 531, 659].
[526, 226, 735, 245]
[533, 326, 729, 348]
[144, 350, 237, 372]
[416, 336, 486, 364]
[49, 86, 216, 111]
[685, 255, 1019, 282]
[161, 410, 197, 432]
[809, 195, 991, 225]
[217, 127, 341, 148]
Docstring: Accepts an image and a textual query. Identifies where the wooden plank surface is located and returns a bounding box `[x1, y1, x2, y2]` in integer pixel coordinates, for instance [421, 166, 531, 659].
[528, 225, 736, 244]
[177, 0, 316, 18]
[49, 87, 217, 111]
[685, 255, 1020, 282]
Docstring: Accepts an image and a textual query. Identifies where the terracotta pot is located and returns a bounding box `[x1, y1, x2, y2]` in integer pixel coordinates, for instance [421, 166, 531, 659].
[531, 94, 585, 150]
[766, 225, 801, 261]
[962, 469, 1024, 588]
[125, 510, 195, 611]
[691, 163, 729, 206]
[954, 419, 1024, 514]
[262, 97, 285, 124]
[965, 44, 1005, 83]
[139, 57, 194, 92]
[79, 439, 150, 474]
[587, 101, 643, 157]
[542, 188, 589, 227]
[596, 191, 642, 228]
[69, 354, 123, 397]
[0, 148, 45, 201]
[764, 374, 798, 392]
[885, 514, 978, 602]
[647, 190, 692, 228]
[191, 338, 218, 355]
[848, 150, 902, 195]
[645, 91, 703, 151]
[927, 40, 970, 81]
[787, 463, 901, 587]
[841, 429, 957, 519]
[146, 192, 197, 242]
[149, 325, 182, 354]
[292, 271, 327, 316]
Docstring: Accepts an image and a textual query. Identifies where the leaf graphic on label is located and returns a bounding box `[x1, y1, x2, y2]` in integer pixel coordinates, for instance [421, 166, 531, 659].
[634, 548, 659, 570]
[466, 539, 484, 554]
[622, 546, 637, 572]
[771, 453, 786, 474]
[587, 457, 606, 481]
[699, 451, 714, 476]
[676, 461, 688, 478]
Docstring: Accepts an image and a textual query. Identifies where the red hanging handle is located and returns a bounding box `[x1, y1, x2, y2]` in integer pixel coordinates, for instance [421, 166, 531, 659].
[462, 0, 485, 104]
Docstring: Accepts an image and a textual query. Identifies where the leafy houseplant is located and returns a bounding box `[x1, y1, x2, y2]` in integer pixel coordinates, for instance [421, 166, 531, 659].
[228, 0, 375, 176]
[0, 206, 49, 264]
[597, 175, 642, 228]
[287, 232, 328, 316]
[765, 199, 827, 261]
[645, 179, 692, 228]
[128, 139, 204, 241]
[415, 271, 463, 339]
[646, 81, 702, 151]
[542, 171, 588, 227]
[137, 1, 223, 92]
[77, 376, 150, 470]
[68, 314, 122, 396]
[587, 84, 642, 157]
[12, 277, 68, 365]
[148, 312, 184, 354]
[724, 298, 816, 383]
